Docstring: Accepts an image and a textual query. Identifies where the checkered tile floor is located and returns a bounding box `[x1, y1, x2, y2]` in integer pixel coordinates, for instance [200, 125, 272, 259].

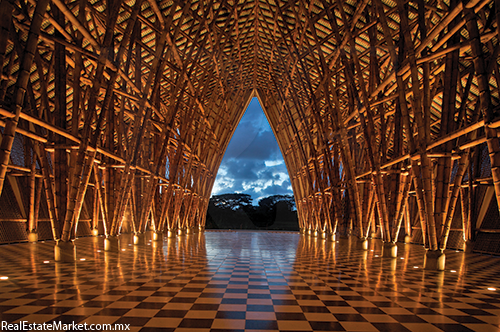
[1, 231, 500, 332]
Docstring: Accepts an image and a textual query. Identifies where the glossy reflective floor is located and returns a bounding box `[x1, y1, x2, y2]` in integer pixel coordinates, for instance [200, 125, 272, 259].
[1, 231, 500, 332]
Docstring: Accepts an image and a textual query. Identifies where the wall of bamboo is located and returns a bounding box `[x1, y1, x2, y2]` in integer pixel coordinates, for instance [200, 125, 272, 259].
[0, 0, 500, 254]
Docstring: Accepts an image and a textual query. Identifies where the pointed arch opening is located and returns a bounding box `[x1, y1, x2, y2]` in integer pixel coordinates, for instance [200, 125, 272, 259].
[207, 96, 298, 230]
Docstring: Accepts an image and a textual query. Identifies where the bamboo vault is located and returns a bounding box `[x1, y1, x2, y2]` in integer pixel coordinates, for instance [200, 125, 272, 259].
[1, 0, 500, 260]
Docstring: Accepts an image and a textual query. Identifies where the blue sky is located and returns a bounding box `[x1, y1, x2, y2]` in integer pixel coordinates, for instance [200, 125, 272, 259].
[211, 98, 294, 205]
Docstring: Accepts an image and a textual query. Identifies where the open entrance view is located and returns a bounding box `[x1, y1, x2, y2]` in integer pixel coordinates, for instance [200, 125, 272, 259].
[207, 97, 298, 231]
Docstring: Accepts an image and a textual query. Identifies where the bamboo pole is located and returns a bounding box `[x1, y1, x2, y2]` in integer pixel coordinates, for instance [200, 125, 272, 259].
[393, 171, 412, 242]
[365, 189, 376, 239]
[93, 164, 109, 236]
[53, 3, 68, 240]
[440, 152, 470, 250]
[435, 4, 461, 242]
[92, 185, 99, 232]
[35, 143, 58, 240]
[0, 0, 50, 197]
[27, 151, 37, 233]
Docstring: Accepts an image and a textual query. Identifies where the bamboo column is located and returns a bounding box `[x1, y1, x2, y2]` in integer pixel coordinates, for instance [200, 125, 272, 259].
[27, 148, 38, 242]
[439, 152, 470, 250]
[60, 0, 144, 242]
[35, 143, 58, 240]
[464, 7, 500, 217]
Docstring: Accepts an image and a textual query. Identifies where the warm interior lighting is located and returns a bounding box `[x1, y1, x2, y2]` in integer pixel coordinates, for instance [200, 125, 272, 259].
[451, 270, 457, 273]
[0, 276, 8, 280]
[488, 287, 497, 291]
[80, 258, 86, 261]
[413, 266, 419, 269]
[43, 261, 49, 263]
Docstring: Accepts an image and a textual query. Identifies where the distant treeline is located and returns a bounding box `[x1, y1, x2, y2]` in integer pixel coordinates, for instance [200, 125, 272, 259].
[205, 193, 299, 231]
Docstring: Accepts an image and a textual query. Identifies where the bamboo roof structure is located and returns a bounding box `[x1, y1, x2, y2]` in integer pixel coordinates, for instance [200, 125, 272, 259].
[1, 0, 500, 258]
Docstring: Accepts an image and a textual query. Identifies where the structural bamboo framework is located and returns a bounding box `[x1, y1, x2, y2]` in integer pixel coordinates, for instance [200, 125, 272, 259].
[0, 0, 500, 254]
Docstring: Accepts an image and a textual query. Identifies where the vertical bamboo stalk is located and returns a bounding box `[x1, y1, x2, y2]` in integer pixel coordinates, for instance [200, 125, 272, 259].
[440, 153, 470, 250]
[93, 164, 109, 236]
[92, 185, 99, 232]
[130, 184, 138, 234]
[27, 152, 37, 233]
[35, 144, 58, 240]
[364, 189, 376, 238]
[460, 186, 469, 242]
[34, 176, 42, 230]
[410, 162, 428, 248]
[393, 171, 412, 241]
[404, 196, 411, 238]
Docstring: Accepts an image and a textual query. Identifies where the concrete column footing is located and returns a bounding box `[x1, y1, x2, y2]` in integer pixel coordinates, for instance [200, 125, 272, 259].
[54, 240, 76, 262]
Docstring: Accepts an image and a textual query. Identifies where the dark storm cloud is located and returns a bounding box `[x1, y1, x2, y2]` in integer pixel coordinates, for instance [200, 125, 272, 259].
[222, 106, 280, 161]
[212, 98, 294, 204]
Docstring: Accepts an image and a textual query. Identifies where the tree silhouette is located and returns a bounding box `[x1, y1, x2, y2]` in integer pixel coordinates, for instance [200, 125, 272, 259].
[206, 193, 298, 230]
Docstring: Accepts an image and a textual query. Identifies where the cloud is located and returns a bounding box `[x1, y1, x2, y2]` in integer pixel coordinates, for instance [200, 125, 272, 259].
[212, 98, 294, 204]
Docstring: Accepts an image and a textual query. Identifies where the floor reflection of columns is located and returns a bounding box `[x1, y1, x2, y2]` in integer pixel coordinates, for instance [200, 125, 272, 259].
[0, 232, 499, 331]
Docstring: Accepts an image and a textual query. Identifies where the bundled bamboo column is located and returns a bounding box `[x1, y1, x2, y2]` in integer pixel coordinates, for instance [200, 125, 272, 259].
[439, 152, 470, 250]
[392, 170, 412, 242]
[434, 0, 461, 242]
[464, 8, 500, 216]
[60, 0, 146, 242]
[327, 87, 364, 237]
[331, 0, 389, 241]
[375, 0, 437, 249]
[35, 143, 58, 240]
[93, 164, 109, 236]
